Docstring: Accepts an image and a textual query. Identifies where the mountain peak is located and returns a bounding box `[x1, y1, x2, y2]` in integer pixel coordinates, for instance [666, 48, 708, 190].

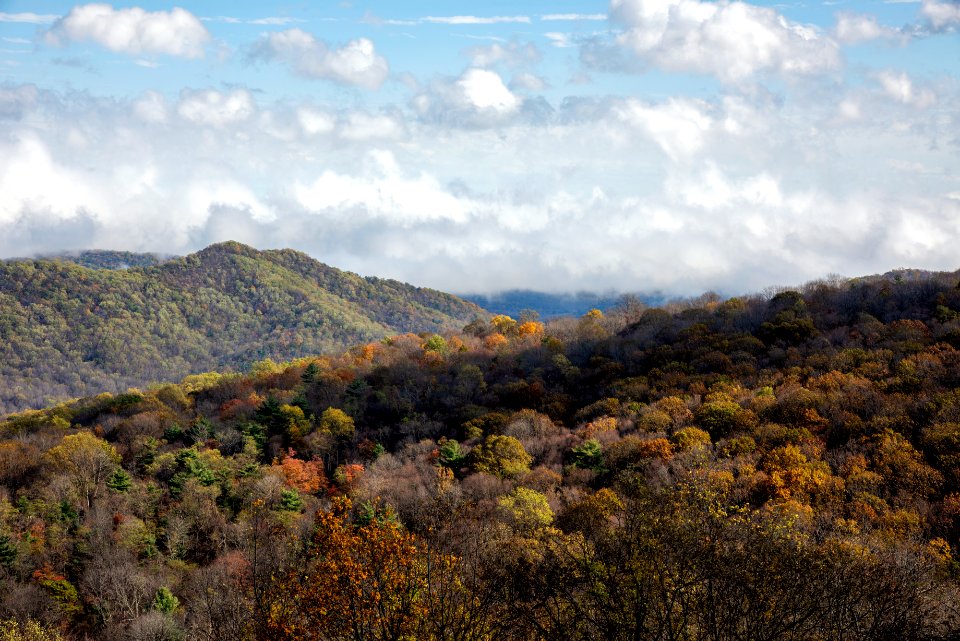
[195, 240, 259, 259]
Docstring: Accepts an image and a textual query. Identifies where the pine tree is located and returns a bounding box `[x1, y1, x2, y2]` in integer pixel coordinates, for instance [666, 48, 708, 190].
[279, 489, 304, 512]
[152, 586, 180, 614]
[0, 533, 16, 571]
[106, 468, 132, 493]
[301, 362, 320, 384]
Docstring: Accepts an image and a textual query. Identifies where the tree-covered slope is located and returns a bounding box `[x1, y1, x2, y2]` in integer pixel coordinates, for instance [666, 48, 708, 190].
[19, 249, 172, 270]
[0, 241, 483, 414]
[3, 269, 960, 639]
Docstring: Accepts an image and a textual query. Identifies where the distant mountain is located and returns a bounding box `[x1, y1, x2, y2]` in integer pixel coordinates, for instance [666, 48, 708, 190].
[7, 249, 173, 270]
[0, 241, 483, 414]
[463, 289, 665, 320]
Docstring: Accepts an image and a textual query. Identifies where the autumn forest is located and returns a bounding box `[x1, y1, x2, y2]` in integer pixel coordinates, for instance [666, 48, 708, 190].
[2, 257, 960, 640]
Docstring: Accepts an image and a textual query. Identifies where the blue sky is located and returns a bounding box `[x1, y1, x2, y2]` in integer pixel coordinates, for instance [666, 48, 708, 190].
[0, 0, 958, 295]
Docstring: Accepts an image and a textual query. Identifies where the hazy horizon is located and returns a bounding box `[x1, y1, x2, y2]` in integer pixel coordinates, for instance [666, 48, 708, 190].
[9, 241, 948, 304]
[0, 0, 958, 297]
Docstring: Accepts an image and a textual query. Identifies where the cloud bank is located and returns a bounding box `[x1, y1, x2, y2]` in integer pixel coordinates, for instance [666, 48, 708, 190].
[0, 76, 956, 296]
[1, 0, 958, 298]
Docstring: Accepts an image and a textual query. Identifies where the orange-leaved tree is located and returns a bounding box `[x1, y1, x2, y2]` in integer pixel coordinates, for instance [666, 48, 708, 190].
[265, 497, 427, 641]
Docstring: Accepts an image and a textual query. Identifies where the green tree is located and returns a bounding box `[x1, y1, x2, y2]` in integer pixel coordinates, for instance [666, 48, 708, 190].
[423, 334, 449, 355]
[469, 435, 532, 478]
[279, 489, 304, 512]
[152, 586, 180, 614]
[0, 533, 16, 571]
[437, 439, 465, 469]
[570, 439, 604, 472]
[106, 467, 132, 492]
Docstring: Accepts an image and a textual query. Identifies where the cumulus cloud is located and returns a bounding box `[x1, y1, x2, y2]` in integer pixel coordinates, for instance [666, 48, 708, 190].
[177, 88, 256, 126]
[45, 4, 210, 58]
[251, 29, 389, 89]
[296, 150, 473, 224]
[875, 70, 937, 108]
[413, 68, 523, 126]
[921, 0, 960, 30]
[607, 0, 840, 83]
[458, 69, 520, 111]
[834, 12, 903, 43]
[613, 98, 714, 162]
[0, 136, 110, 225]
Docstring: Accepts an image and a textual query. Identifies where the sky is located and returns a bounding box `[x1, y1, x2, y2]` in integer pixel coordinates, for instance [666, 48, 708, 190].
[0, 0, 957, 296]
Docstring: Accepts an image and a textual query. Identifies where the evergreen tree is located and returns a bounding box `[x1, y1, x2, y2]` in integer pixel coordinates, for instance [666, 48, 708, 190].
[106, 468, 132, 493]
[0, 533, 16, 571]
[279, 489, 304, 512]
[152, 586, 180, 614]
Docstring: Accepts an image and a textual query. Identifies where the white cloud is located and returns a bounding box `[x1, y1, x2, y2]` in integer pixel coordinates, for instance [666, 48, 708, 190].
[0, 82, 958, 296]
[177, 89, 256, 126]
[921, 0, 960, 30]
[297, 107, 336, 136]
[423, 15, 531, 24]
[187, 179, 274, 223]
[466, 41, 541, 68]
[201, 16, 241, 24]
[252, 29, 389, 89]
[837, 98, 862, 121]
[540, 13, 607, 21]
[544, 32, 575, 48]
[510, 73, 548, 92]
[876, 70, 936, 108]
[413, 68, 523, 126]
[0, 12, 58, 24]
[295, 150, 473, 224]
[248, 17, 305, 26]
[609, 0, 840, 83]
[834, 12, 902, 43]
[340, 112, 406, 141]
[133, 91, 168, 123]
[45, 4, 209, 58]
[0, 136, 109, 224]
[457, 68, 520, 113]
[614, 98, 713, 161]
[203, 15, 310, 25]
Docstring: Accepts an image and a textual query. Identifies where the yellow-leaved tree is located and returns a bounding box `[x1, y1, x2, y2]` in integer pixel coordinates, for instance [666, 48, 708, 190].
[45, 432, 121, 509]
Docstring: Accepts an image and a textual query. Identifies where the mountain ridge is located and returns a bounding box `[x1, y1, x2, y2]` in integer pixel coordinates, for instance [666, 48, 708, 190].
[0, 241, 483, 415]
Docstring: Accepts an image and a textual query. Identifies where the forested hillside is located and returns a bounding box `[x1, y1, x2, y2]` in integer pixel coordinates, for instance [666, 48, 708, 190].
[2, 270, 960, 639]
[13, 251, 172, 271]
[463, 289, 644, 319]
[0, 242, 482, 414]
